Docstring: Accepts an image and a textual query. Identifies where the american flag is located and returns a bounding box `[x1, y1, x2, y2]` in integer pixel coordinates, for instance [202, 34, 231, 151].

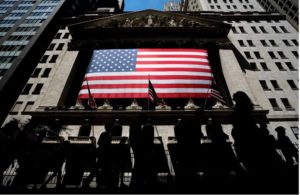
[210, 89, 226, 104]
[148, 80, 160, 105]
[78, 48, 213, 99]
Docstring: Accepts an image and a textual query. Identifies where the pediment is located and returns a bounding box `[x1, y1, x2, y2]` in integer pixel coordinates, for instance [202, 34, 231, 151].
[69, 9, 230, 33]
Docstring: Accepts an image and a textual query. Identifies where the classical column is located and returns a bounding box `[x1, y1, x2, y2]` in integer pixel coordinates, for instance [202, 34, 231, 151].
[219, 49, 259, 106]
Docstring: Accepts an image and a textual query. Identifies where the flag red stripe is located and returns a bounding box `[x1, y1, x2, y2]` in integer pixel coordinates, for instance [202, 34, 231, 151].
[138, 48, 208, 52]
[85, 75, 213, 81]
[135, 68, 212, 72]
[81, 84, 212, 89]
[137, 55, 208, 59]
[136, 61, 209, 65]
[79, 93, 210, 99]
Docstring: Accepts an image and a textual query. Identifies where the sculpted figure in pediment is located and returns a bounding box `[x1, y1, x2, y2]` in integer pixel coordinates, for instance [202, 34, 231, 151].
[168, 17, 177, 27]
[144, 14, 154, 27]
[123, 18, 133, 27]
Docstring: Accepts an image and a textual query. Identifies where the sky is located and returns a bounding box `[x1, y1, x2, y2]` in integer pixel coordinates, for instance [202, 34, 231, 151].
[124, 0, 169, 11]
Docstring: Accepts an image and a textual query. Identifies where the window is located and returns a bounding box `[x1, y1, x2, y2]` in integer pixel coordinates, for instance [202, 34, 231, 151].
[63, 33, 70, 39]
[275, 62, 286, 71]
[239, 26, 246, 33]
[11, 101, 22, 114]
[238, 40, 246, 47]
[254, 51, 263, 59]
[47, 43, 55, 50]
[292, 51, 298, 59]
[56, 43, 64, 50]
[55, 32, 61, 39]
[244, 51, 252, 59]
[260, 62, 270, 71]
[247, 40, 255, 47]
[270, 80, 282, 90]
[32, 83, 43, 94]
[269, 98, 281, 111]
[291, 127, 299, 139]
[21, 83, 33, 95]
[259, 26, 267, 33]
[278, 51, 287, 59]
[269, 40, 278, 46]
[249, 62, 258, 70]
[283, 40, 292, 46]
[281, 98, 294, 110]
[23, 101, 34, 112]
[287, 80, 298, 90]
[31, 68, 41, 78]
[260, 40, 269, 47]
[285, 62, 296, 71]
[268, 51, 277, 59]
[251, 26, 259, 33]
[41, 68, 51, 77]
[279, 26, 289, 33]
[40, 55, 49, 63]
[271, 26, 280, 33]
[259, 80, 270, 90]
[291, 39, 298, 46]
[231, 27, 238, 33]
[49, 55, 58, 63]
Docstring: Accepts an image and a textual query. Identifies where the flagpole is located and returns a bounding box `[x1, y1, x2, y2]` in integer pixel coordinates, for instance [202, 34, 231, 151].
[203, 73, 212, 110]
[86, 78, 96, 137]
[148, 74, 150, 111]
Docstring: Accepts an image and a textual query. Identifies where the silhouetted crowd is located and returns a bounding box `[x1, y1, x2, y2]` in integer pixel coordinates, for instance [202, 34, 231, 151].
[0, 91, 298, 193]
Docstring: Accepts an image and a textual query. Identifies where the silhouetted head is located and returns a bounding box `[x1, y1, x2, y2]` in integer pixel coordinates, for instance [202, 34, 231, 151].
[111, 123, 122, 137]
[232, 91, 254, 112]
[104, 122, 114, 135]
[275, 126, 286, 135]
[97, 131, 111, 147]
[142, 123, 154, 145]
[78, 124, 91, 136]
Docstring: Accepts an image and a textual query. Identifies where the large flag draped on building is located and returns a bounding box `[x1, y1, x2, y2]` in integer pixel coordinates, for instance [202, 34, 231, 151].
[78, 48, 213, 99]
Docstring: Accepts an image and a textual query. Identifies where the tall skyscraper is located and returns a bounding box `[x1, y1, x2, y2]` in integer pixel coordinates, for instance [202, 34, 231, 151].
[256, 0, 298, 30]
[0, 0, 124, 124]
[164, 0, 181, 11]
[0, 0, 65, 79]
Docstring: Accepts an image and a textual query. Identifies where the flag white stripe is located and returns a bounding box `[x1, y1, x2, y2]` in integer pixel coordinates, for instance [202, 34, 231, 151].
[136, 64, 211, 69]
[83, 79, 212, 85]
[136, 58, 209, 62]
[86, 72, 213, 77]
[79, 88, 211, 94]
[138, 51, 208, 56]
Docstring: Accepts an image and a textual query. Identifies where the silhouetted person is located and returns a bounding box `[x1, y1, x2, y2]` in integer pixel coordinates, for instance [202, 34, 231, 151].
[13, 120, 40, 189]
[41, 139, 69, 189]
[83, 131, 113, 189]
[275, 126, 298, 166]
[173, 111, 203, 192]
[129, 121, 142, 190]
[231, 91, 286, 193]
[130, 119, 156, 191]
[204, 119, 242, 192]
[231, 92, 260, 172]
[140, 120, 156, 190]
[78, 124, 91, 136]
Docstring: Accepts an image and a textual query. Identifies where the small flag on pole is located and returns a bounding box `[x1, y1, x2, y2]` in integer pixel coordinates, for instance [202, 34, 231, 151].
[148, 80, 160, 105]
[87, 80, 97, 110]
[210, 89, 226, 105]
